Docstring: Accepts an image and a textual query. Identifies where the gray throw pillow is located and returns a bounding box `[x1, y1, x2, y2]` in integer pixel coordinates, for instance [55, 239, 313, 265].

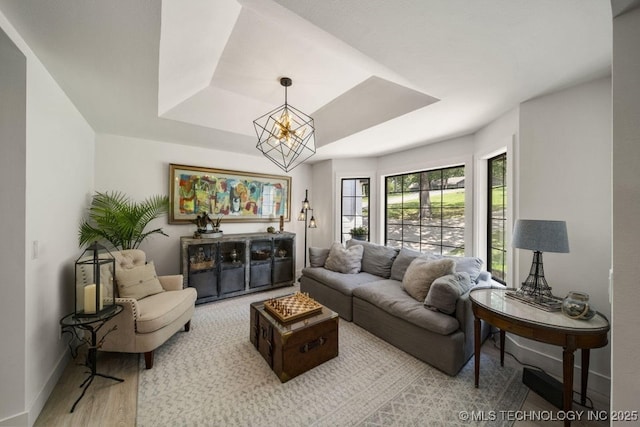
[309, 247, 330, 267]
[390, 247, 423, 281]
[402, 258, 456, 302]
[324, 241, 364, 274]
[424, 272, 472, 314]
[346, 240, 398, 278]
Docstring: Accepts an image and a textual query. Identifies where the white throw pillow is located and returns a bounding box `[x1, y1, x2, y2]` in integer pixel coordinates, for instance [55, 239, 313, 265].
[402, 257, 456, 302]
[116, 261, 165, 300]
[324, 241, 364, 274]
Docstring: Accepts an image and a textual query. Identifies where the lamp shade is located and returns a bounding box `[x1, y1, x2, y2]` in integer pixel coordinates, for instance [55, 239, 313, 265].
[512, 219, 569, 253]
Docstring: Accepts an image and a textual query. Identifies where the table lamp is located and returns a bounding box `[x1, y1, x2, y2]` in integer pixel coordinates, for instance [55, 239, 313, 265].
[511, 219, 569, 301]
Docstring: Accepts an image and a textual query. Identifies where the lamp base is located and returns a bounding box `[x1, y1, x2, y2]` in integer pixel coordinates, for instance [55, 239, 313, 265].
[519, 251, 555, 299]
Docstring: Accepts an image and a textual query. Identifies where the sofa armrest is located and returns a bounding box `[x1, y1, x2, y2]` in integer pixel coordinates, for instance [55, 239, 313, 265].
[158, 274, 184, 291]
[455, 292, 473, 335]
[474, 271, 507, 290]
[114, 297, 139, 323]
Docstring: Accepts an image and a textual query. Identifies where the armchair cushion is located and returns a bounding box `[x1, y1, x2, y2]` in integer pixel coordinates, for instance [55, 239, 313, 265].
[135, 288, 197, 334]
[116, 261, 165, 300]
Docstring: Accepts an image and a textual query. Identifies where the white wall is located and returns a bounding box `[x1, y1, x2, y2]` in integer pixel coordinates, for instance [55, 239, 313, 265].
[611, 6, 640, 414]
[308, 159, 335, 250]
[0, 11, 95, 426]
[515, 77, 612, 396]
[0, 23, 27, 426]
[94, 134, 312, 276]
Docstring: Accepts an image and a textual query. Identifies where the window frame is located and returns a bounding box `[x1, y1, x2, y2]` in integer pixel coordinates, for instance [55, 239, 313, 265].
[384, 165, 465, 255]
[340, 177, 370, 243]
[487, 153, 507, 284]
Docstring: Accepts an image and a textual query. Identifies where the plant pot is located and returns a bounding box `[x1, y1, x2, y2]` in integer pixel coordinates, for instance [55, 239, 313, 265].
[351, 235, 367, 241]
[199, 229, 223, 238]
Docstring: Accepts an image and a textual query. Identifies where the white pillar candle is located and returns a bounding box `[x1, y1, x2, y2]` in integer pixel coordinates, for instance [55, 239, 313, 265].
[84, 284, 103, 314]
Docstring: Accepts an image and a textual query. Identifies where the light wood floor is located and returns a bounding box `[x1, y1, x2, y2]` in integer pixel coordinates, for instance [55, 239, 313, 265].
[35, 339, 609, 427]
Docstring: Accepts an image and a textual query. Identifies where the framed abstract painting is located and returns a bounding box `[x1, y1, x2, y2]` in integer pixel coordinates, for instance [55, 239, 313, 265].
[169, 164, 291, 224]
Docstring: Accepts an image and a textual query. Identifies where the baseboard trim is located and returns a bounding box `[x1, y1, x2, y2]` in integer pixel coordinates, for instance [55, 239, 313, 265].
[0, 412, 28, 427]
[27, 348, 70, 426]
[502, 334, 611, 401]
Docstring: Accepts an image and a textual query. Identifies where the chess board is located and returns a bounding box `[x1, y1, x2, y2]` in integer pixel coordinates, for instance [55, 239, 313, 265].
[263, 292, 323, 324]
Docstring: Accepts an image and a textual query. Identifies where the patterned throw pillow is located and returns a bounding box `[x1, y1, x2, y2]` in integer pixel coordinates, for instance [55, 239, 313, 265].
[402, 258, 456, 302]
[116, 261, 165, 300]
[324, 241, 364, 274]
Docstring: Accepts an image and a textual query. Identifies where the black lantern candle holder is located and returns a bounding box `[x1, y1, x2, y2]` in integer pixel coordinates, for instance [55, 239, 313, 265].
[74, 242, 116, 318]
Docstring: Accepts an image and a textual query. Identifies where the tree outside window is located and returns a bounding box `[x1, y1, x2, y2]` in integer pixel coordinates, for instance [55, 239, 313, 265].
[385, 166, 465, 255]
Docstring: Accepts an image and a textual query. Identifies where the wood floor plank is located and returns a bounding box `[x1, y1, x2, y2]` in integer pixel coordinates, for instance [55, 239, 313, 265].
[34, 352, 138, 427]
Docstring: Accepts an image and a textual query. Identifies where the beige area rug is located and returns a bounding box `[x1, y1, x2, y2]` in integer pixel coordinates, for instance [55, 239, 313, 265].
[137, 286, 528, 426]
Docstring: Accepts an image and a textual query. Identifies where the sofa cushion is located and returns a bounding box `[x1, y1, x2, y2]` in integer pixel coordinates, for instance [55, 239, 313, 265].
[402, 258, 456, 302]
[309, 247, 330, 267]
[424, 272, 472, 314]
[390, 247, 424, 281]
[352, 280, 460, 335]
[324, 241, 364, 274]
[346, 240, 399, 278]
[116, 261, 165, 300]
[135, 288, 197, 334]
[301, 267, 383, 296]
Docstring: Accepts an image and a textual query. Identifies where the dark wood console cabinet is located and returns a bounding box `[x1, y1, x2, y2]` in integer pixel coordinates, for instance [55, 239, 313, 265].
[180, 232, 296, 304]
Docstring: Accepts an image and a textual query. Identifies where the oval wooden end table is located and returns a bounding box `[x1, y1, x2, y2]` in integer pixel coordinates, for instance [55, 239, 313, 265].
[470, 288, 609, 427]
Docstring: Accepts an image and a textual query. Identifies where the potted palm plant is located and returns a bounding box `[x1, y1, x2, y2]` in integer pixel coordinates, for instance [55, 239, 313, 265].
[78, 191, 170, 250]
[350, 226, 369, 241]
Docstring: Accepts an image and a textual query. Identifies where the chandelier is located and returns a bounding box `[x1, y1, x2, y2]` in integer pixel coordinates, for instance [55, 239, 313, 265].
[254, 77, 316, 173]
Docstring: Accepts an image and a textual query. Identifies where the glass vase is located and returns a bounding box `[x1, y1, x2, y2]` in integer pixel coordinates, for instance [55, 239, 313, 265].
[561, 291, 596, 320]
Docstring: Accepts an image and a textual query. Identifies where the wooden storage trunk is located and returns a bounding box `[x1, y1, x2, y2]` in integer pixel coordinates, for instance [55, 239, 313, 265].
[250, 301, 339, 382]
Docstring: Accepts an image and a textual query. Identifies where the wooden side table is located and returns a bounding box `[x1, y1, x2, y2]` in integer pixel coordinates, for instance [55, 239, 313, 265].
[60, 305, 124, 412]
[470, 288, 609, 427]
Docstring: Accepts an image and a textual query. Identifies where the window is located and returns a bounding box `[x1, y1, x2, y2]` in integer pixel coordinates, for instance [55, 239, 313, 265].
[341, 178, 370, 242]
[385, 166, 465, 254]
[488, 153, 507, 283]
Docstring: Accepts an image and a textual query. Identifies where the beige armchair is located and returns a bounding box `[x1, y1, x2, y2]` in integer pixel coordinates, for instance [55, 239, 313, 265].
[95, 249, 197, 369]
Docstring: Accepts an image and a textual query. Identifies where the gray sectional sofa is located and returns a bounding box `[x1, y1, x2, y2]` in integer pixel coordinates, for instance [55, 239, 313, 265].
[300, 240, 504, 376]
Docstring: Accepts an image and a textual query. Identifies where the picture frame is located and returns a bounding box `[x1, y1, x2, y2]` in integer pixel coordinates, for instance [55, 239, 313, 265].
[169, 163, 291, 224]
